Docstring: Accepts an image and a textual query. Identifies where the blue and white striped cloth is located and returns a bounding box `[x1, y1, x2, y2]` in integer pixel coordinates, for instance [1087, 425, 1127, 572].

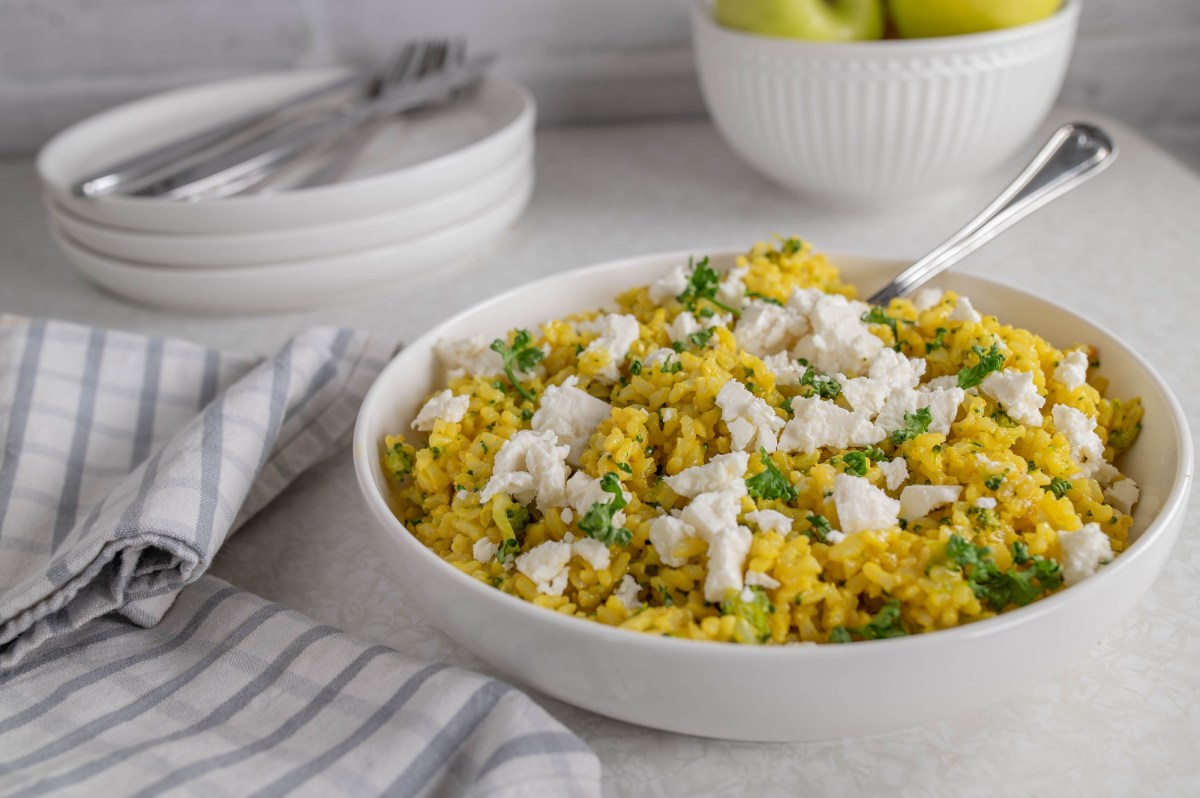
[0, 316, 600, 797]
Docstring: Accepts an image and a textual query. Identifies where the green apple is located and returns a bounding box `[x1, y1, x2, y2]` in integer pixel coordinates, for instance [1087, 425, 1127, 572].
[716, 0, 885, 42]
[888, 0, 1062, 37]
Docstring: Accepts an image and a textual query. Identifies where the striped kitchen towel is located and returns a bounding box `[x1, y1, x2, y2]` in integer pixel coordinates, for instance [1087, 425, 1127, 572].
[0, 316, 600, 797]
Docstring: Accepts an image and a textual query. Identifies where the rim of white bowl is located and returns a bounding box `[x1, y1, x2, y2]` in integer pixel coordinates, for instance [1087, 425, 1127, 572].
[692, 0, 1080, 53]
[353, 246, 1192, 660]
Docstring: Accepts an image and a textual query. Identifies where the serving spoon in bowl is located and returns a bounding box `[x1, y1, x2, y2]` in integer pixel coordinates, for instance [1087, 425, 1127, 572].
[867, 122, 1116, 306]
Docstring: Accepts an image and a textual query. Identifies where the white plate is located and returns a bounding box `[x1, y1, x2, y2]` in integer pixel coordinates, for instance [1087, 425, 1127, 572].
[47, 143, 533, 269]
[52, 170, 533, 313]
[352, 249, 1192, 741]
[38, 70, 535, 235]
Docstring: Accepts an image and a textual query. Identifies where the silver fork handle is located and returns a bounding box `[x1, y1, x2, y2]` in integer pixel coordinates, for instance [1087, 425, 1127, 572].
[868, 122, 1118, 306]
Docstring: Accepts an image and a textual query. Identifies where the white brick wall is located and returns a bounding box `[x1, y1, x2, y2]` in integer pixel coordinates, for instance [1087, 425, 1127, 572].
[0, 0, 1196, 170]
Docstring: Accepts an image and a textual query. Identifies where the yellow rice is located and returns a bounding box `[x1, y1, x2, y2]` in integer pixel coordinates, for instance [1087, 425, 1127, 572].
[383, 239, 1142, 645]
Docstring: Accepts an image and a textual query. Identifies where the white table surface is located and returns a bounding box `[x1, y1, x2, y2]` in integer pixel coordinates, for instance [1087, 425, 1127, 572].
[2, 106, 1198, 797]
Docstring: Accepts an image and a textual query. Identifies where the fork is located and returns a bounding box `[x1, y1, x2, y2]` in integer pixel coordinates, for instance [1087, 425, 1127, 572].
[290, 40, 461, 191]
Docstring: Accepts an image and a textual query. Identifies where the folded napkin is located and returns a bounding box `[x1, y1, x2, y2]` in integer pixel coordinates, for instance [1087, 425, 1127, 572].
[0, 316, 600, 797]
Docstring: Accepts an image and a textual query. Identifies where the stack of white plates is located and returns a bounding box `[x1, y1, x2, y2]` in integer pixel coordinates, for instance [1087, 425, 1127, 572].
[36, 69, 536, 313]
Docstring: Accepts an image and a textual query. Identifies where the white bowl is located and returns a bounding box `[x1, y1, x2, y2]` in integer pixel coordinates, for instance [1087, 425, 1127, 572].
[352, 249, 1192, 742]
[46, 143, 532, 269]
[51, 168, 533, 313]
[37, 70, 534, 235]
[691, 1, 1080, 207]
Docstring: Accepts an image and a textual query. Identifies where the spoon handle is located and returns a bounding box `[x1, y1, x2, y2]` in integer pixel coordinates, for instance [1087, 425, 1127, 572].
[867, 122, 1117, 306]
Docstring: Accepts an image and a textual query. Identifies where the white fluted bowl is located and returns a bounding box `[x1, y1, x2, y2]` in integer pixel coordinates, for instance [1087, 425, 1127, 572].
[353, 248, 1192, 742]
[691, 0, 1080, 206]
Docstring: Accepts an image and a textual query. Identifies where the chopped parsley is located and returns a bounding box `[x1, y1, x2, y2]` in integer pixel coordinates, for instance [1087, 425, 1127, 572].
[891, 406, 932, 445]
[629, 359, 643, 376]
[671, 340, 685, 353]
[925, 327, 949, 353]
[746, 291, 783, 306]
[800, 365, 842, 400]
[489, 329, 545, 402]
[383, 441, 414, 481]
[745, 448, 798, 502]
[658, 585, 674, 606]
[860, 306, 901, 348]
[519, 408, 533, 422]
[956, 343, 1006, 389]
[984, 473, 1005, 490]
[840, 451, 869, 477]
[494, 537, 522, 564]
[782, 237, 804, 255]
[721, 586, 774, 644]
[660, 355, 684, 374]
[804, 514, 833, 544]
[1043, 476, 1073, 499]
[781, 396, 795, 418]
[616, 462, 633, 474]
[944, 534, 1063, 611]
[830, 598, 907, 643]
[578, 472, 633, 547]
[687, 327, 716, 348]
[676, 256, 739, 316]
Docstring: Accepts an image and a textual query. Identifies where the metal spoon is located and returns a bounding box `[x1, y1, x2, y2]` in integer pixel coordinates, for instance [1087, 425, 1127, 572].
[867, 122, 1117, 306]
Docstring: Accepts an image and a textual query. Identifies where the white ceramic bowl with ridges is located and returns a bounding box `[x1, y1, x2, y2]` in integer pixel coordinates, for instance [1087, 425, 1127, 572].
[691, 1, 1080, 207]
[352, 248, 1192, 742]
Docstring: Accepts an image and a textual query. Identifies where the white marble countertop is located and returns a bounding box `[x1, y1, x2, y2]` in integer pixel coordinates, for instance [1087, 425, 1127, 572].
[2, 106, 1198, 796]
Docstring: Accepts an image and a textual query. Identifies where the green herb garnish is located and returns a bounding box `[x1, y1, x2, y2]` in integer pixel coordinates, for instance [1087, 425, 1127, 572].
[800, 365, 842, 400]
[984, 473, 1005, 490]
[861, 306, 901, 347]
[629, 359, 643, 376]
[956, 343, 1006, 389]
[721, 586, 774, 644]
[660, 355, 684, 374]
[746, 291, 783, 306]
[891, 406, 932, 445]
[616, 462, 633, 474]
[745, 448, 798, 502]
[578, 472, 633, 547]
[830, 599, 907, 643]
[804, 514, 833, 544]
[676, 256, 739, 316]
[490, 329, 545, 402]
[944, 534, 1062, 611]
[1043, 477, 1073, 499]
[495, 537, 522, 564]
[840, 451, 869, 477]
[925, 327, 949, 353]
[688, 327, 716, 348]
[383, 441, 414, 481]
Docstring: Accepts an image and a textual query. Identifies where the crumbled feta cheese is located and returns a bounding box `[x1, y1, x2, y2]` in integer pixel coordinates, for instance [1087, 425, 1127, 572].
[480, 430, 570, 510]
[571, 537, 611, 571]
[455, 489, 468, 502]
[565, 470, 630, 523]
[1058, 523, 1114, 586]
[833, 474, 900, 535]
[949, 295, 982, 323]
[679, 485, 747, 538]
[667, 311, 703, 343]
[778, 396, 884, 454]
[1104, 477, 1140, 515]
[979, 369, 1045, 427]
[643, 347, 676, 368]
[717, 264, 750, 309]
[921, 375, 960, 392]
[715, 381, 786, 453]
[743, 508, 792, 536]
[531, 375, 612, 466]
[580, 314, 641, 383]
[786, 287, 825, 317]
[472, 537, 498, 563]
[649, 265, 690, 304]
[648, 514, 695, 567]
[839, 349, 927, 415]
[877, 457, 909, 491]
[1053, 349, 1090, 391]
[791, 293, 883, 377]
[733, 300, 807, 357]
[613, 574, 643, 610]
[515, 540, 573, 595]
[744, 571, 781, 590]
[898, 484, 961, 520]
[875, 385, 966, 436]
[663, 451, 750, 498]
[825, 529, 846, 544]
[1051, 404, 1109, 479]
[913, 287, 944, 311]
[975, 496, 997, 509]
[661, 407, 676, 422]
[560, 507, 574, 525]
[435, 334, 504, 379]
[704, 524, 754, 603]
[411, 389, 470, 432]
[761, 352, 807, 385]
